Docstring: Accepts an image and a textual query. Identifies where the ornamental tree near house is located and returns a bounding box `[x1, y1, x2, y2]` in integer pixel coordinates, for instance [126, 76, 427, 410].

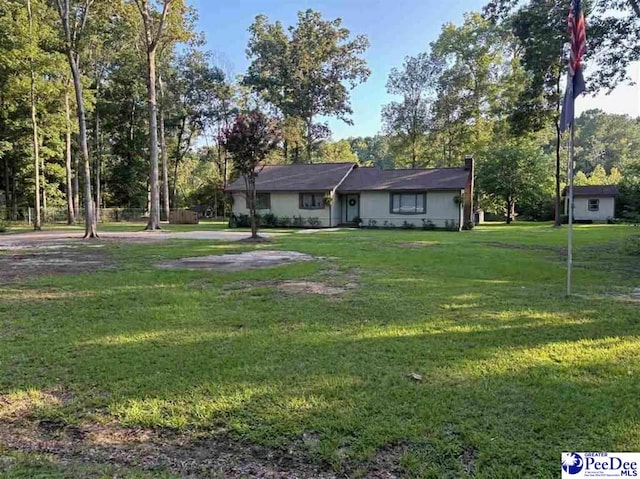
[224, 111, 280, 239]
[478, 137, 553, 224]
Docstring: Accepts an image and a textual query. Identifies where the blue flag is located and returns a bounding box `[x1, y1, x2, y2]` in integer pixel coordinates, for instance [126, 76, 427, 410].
[559, 68, 585, 132]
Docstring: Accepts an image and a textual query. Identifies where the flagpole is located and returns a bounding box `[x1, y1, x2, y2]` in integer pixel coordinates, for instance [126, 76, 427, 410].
[567, 120, 575, 297]
[562, 0, 585, 297]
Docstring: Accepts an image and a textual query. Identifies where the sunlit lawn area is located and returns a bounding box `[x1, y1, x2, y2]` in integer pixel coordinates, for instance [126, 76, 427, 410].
[1, 224, 639, 477]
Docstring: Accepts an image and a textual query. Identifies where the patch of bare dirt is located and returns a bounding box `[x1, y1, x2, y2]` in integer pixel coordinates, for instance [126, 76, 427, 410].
[219, 263, 360, 299]
[460, 444, 477, 475]
[237, 236, 272, 244]
[612, 287, 640, 302]
[0, 419, 339, 478]
[157, 250, 314, 272]
[397, 241, 439, 248]
[0, 393, 413, 478]
[360, 442, 408, 479]
[222, 279, 358, 298]
[0, 246, 111, 284]
[0, 389, 72, 421]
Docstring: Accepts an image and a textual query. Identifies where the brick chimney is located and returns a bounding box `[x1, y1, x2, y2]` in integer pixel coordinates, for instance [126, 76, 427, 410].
[463, 155, 474, 228]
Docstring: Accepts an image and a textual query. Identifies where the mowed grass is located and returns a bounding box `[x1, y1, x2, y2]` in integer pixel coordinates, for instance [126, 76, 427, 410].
[1, 224, 640, 477]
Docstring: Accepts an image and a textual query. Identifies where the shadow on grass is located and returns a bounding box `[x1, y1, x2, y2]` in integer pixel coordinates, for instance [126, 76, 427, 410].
[2, 228, 640, 477]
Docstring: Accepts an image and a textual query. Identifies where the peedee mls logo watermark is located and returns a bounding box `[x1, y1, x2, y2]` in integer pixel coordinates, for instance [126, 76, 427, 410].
[562, 453, 639, 478]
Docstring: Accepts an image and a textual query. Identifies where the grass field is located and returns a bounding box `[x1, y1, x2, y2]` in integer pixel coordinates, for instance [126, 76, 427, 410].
[1, 223, 639, 477]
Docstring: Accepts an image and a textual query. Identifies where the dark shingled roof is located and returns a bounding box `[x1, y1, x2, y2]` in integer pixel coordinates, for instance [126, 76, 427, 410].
[563, 185, 619, 197]
[337, 167, 469, 192]
[226, 163, 355, 192]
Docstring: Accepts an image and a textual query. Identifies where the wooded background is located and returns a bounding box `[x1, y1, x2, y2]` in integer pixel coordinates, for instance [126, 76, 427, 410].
[1, 0, 640, 229]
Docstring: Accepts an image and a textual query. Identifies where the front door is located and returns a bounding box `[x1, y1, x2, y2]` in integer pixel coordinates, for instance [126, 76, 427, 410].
[345, 194, 360, 223]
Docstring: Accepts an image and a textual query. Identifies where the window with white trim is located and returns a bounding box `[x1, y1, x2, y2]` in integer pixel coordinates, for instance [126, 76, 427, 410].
[390, 192, 426, 214]
[299, 193, 325, 210]
[588, 199, 599, 212]
[246, 193, 271, 210]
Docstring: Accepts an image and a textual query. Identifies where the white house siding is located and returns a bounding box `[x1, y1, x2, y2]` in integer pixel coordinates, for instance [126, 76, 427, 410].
[231, 191, 333, 226]
[330, 195, 340, 227]
[358, 190, 463, 229]
[572, 197, 615, 222]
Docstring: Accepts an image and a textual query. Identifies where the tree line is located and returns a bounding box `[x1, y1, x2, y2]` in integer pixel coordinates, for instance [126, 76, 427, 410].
[1, 0, 640, 233]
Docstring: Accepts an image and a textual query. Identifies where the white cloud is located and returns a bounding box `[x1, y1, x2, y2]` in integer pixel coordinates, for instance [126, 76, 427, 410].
[577, 62, 640, 118]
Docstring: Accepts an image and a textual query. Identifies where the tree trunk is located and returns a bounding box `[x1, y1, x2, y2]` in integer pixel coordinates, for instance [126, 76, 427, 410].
[172, 159, 179, 208]
[158, 75, 170, 221]
[171, 116, 186, 208]
[554, 120, 562, 227]
[3, 157, 10, 221]
[42, 157, 47, 219]
[411, 141, 417, 169]
[95, 104, 101, 223]
[554, 71, 562, 227]
[506, 199, 513, 224]
[73, 146, 79, 214]
[306, 121, 313, 163]
[249, 175, 258, 239]
[294, 143, 300, 163]
[11, 158, 17, 220]
[65, 88, 75, 224]
[27, 0, 41, 231]
[69, 56, 97, 238]
[144, 47, 161, 230]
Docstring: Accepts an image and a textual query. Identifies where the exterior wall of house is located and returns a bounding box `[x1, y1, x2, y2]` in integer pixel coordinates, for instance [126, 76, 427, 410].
[330, 194, 340, 227]
[232, 189, 464, 229]
[571, 196, 615, 222]
[358, 190, 463, 229]
[231, 191, 332, 226]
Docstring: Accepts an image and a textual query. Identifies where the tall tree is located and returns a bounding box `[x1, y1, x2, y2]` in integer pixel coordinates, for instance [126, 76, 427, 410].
[224, 110, 280, 239]
[315, 139, 358, 164]
[482, 0, 567, 225]
[27, 0, 42, 230]
[431, 12, 506, 161]
[483, 0, 640, 225]
[573, 109, 640, 174]
[50, 0, 98, 238]
[63, 80, 75, 224]
[163, 49, 225, 207]
[133, 0, 174, 230]
[245, 10, 370, 163]
[585, 0, 640, 91]
[382, 53, 440, 168]
[348, 135, 394, 168]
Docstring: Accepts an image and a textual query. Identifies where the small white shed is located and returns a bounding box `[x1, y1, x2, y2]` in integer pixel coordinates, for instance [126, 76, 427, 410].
[564, 185, 619, 222]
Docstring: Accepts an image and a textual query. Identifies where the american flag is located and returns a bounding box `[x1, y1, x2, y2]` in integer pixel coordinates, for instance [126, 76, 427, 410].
[567, 0, 587, 78]
[560, 0, 587, 132]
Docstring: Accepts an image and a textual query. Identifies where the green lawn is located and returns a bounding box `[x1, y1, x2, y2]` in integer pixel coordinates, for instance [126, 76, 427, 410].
[1, 224, 639, 477]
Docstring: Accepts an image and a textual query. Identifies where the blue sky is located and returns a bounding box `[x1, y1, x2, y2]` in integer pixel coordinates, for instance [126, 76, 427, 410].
[188, 0, 640, 140]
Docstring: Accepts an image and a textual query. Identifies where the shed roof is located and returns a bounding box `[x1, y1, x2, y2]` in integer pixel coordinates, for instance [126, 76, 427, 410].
[563, 185, 619, 197]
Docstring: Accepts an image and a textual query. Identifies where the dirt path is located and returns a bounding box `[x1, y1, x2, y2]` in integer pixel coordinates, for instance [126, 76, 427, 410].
[0, 230, 286, 251]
